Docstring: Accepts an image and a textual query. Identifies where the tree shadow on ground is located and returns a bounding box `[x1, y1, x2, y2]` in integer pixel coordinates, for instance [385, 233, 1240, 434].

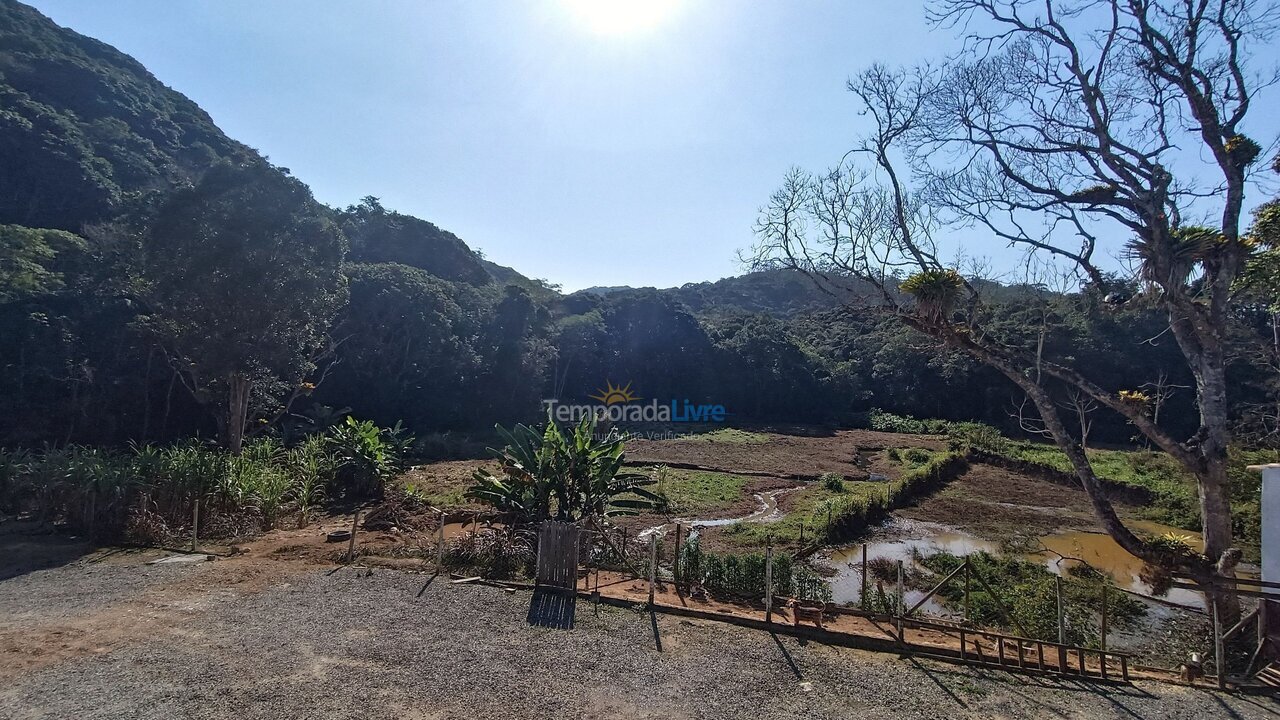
[527, 587, 576, 629]
[0, 523, 93, 582]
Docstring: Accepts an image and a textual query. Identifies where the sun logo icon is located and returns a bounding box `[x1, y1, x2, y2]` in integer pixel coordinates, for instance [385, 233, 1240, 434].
[589, 380, 641, 406]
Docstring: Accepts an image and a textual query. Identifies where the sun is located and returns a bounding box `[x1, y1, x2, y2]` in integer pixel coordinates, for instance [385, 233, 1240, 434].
[561, 0, 682, 36]
[589, 380, 642, 405]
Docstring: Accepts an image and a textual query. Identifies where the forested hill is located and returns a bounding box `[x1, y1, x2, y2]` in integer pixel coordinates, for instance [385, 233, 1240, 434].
[0, 0, 256, 230]
[1, 0, 1273, 453]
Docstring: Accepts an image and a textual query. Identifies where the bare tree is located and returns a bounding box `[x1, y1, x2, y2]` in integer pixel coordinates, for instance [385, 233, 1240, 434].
[752, 0, 1278, 618]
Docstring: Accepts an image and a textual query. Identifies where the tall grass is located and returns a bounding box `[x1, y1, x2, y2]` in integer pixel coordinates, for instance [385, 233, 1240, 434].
[0, 416, 407, 541]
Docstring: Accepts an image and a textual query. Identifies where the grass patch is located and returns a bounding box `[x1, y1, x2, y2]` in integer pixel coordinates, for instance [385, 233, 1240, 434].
[671, 428, 770, 445]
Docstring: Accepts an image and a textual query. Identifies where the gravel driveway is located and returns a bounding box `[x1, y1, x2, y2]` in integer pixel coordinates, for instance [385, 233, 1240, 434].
[1, 555, 1277, 720]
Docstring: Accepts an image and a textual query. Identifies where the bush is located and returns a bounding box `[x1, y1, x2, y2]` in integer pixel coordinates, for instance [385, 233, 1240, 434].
[868, 409, 952, 435]
[902, 448, 931, 465]
[820, 472, 845, 492]
[946, 422, 1008, 454]
[443, 527, 534, 578]
[326, 416, 413, 500]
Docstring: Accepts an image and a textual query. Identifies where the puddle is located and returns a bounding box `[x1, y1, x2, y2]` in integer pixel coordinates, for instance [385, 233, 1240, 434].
[639, 488, 794, 539]
[821, 517, 1232, 613]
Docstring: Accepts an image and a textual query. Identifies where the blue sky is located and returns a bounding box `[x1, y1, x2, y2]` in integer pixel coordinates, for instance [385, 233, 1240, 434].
[26, 1, 1280, 292]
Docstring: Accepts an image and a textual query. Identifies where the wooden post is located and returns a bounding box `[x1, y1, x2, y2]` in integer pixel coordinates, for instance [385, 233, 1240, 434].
[997, 636, 1005, 666]
[1015, 639, 1025, 669]
[1213, 598, 1226, 690]
[190, 497, 200, 553]
[959, 629, 966, 661]
[1100, 585, 1108, 653]
[764, 545, 774, 623]
[1055, 576, 1067, 673]
[1120, 655, 1129, 682]
[674, 524, 683, 582]
[648, 534, 658, 606]
[799, 520, 805, 545]
[963, 560, 970, 621]
[435, 517, 445, 568]
[896, 559, 905, 643]
[860, 543, 868, 611]
[346, 510, 360, 563]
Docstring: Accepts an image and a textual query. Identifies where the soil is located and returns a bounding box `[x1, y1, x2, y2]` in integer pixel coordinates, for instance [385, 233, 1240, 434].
[897, 463, 1140, 538]
[628, 429, 945, 478]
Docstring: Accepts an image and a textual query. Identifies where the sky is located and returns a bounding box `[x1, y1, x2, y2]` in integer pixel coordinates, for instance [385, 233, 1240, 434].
[24, 0, 1280, 292]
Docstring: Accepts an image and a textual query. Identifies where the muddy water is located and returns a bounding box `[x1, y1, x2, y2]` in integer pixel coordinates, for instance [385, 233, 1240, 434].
[639, 488, 793, 539]
[822, 518, 1218, 612]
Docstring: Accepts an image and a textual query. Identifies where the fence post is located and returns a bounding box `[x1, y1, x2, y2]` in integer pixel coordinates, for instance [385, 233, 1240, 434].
[765, 544, 774, 623]
[648, 534, 658, 606]
[674, 523, 683, 582]
[1055, 576, 1067, 673]
[435, 519, 445, 571]
[860, 543, 868, 611]
[1100, 585, 1108, 653]
[799, 520, 805, 545]
[1213, 598, 1226, 690]
[896, 559, 905, 643]
[190, 497, 200, 553]
[346, 510, 360, 563]
[963, 560, 970, 621]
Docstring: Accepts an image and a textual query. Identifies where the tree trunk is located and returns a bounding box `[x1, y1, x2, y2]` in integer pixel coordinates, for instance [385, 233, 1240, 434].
[224, 373, 251, 455]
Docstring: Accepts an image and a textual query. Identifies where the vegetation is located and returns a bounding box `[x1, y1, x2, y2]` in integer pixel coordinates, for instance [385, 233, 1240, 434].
[677, 536, 832, 604]
[753, 0, 1280, 619]
[633, 468, 750, 517]
[0, 416, 406, 540]
[915, 550, 1146, 648]
[466, 415, 665, 521]
[723, 453, 967, 547]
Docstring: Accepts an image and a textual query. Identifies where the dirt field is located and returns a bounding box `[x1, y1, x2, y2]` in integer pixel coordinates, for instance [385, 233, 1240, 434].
[2, 535, 1274, 720]
[898, 462, 1128, 537]
[627, 429, 945, 478]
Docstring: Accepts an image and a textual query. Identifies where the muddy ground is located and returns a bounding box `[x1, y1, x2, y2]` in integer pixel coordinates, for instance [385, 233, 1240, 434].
[1, 535, 1273, 720]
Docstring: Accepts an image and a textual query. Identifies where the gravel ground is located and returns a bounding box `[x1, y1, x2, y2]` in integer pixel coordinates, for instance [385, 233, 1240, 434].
[2, 558, 1278, 720]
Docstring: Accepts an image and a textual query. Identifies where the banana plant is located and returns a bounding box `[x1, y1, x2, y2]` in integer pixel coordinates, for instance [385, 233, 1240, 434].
[467, 413, 665, 521]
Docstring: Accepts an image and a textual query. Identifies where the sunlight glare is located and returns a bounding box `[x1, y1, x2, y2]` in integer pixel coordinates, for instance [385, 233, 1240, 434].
[561, 0, 682, 36]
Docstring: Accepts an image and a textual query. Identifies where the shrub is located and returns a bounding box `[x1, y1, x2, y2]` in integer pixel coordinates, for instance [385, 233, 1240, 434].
[903, 448, 931, 465]
[442, 527, 535, 578]
[820, 472, 845, 492]
[326, 416, 413, 500]
[946, 422, 1008, 454]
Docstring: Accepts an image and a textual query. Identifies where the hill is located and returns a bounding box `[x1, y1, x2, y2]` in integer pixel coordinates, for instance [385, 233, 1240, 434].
[0, 0, 257, 231]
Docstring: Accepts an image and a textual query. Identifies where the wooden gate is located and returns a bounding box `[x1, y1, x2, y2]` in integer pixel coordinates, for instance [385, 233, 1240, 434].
[535, 521, 581, 590]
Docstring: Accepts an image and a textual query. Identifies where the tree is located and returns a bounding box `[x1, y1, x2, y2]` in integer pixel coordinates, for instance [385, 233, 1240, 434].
[141, 162, 347, 453]
[754, 0, 1277, 616]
